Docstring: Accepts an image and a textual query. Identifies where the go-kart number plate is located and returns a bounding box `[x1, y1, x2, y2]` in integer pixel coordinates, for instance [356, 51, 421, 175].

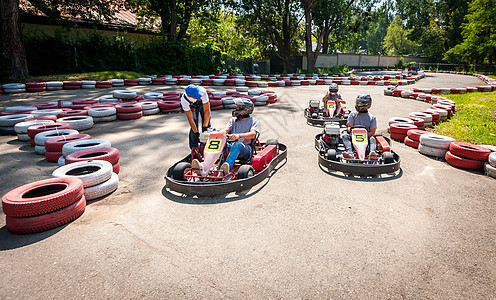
[206, 138, 222, 152]
[352, 132, 367, 144]
[327, 102, 336, 110]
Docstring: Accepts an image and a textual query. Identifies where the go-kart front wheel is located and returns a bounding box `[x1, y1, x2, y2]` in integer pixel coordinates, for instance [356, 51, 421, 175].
[172, 162, 192, 181]
[237, 165, 255, 179]
[383, 152, 395, 164]
[327, 149, 338, 161]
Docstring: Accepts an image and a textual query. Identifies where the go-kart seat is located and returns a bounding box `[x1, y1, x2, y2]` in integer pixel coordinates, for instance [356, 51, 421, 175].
[236, 131, 260, 165]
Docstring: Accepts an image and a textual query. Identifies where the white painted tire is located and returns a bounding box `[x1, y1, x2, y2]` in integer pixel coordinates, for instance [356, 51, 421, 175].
[4, 88, 26, 94]
[222, 97, 235, 105]
[4, 106, 37, 111]
[88, 107, 117, 117]
[143, 92, 162, 100]
[34, 145, 46, 155]
[14, 120, 54, 134]
[426, 108, 448, 118]
[99, 96, 120, 103]
[236, 86, 249, 92]
[254, 102, 268, 106]
[81, 85, 96, 89]
[46, 81, 63, 87]
[420, 133, 455, 149]
[17, 133, 30, 141]
[479, 145, 496, 153]
[409, 112, 432, 123]
[2, 83, 26, 89]
[58, 155, 65, 166]
[139, 101, 158, 110]
[52, 160, 113, 188]
[484, 163, 496, 178]
[82, 81, 96, 85]
[257, 82, 268, 87]
[248, 90, 262, 95]
[254, 95, 268, 102]
[488, 152, 496, 167]
[46, 86, 63, 91]
[62, 139, 112, 157]
[0, 114, 34, 127]
[388, 117, 414, 126]
[213, 79, 225, 86]
[142, 108, 160, 116]
[34, 129, 79, 146]
[57, 116, 94, 131]
[418, 144, 448, 158]
[92, 115, 117, 123]
[31, 109, 63, 117]
[84, 172, 119, 201]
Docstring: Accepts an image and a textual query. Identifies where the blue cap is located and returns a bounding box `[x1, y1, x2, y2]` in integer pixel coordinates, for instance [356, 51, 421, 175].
[185, 85, 203, 99]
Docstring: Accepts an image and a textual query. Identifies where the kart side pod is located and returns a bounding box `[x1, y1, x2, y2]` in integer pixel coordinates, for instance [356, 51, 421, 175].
[252, 145, 278, 171]
[375, 135, 391, 152]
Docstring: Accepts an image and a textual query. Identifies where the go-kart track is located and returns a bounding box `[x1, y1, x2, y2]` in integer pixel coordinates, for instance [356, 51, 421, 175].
[1, 72, 495, 298]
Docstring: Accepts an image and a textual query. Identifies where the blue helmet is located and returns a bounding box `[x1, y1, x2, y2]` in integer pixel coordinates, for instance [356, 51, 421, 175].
[185, 85, 203, 99]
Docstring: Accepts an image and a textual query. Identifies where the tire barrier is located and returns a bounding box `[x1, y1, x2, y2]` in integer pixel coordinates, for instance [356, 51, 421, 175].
[57, 116, 94, 131]
[52, 160, 113, 188]
[419, 134, 455, 158]
[62, 139, 112, 157]
[45, 134, 92, 162]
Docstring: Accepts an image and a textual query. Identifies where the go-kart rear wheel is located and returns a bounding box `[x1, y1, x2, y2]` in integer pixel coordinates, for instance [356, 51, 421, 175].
[327, 149, 338, 161]
[383, 152, 395, 164]
[312, 113, 318, 118]
[237, 165, 254, 179]
[172, 162, 192, 181]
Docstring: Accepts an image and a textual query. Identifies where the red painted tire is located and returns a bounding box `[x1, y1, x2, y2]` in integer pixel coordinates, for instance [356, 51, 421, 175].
[1, 177, 84, 217]
[405, 116, 425, 127]
[45, 151, 63, 162]
[26, 82, 46, 88]
[45, 134, 92, 152]
[6, 196, 86, 234]
[390, 132, 407, 142]
[58, 110, 88, 118]
[73, 99, 98, 105]
[449, 142, 491, 161]
[115, 103, 142, 113]
[65, 147, 119, 165]
[157, 101, 181, 110]
[210, 99, 223, 106]
[160, 108, 182, 113]
[445, 151, 484, 170]
[113, 162, 120, 174]
[34, 103, 58, 109]
[390, 123, 417, 135]
[404, 137, 420, 148]
[29, 115, 58, 122]
[117, 111, 142, 120]
[419, 110, 440, 122]
[27, 122, 71, 138]
[211, 105, 224, 111]
[407, 129, 430, 141]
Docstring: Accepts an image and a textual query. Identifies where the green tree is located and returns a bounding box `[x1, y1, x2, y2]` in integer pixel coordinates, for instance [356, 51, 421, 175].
[383, 16, 418, 55]
[446, 0, 496, 63]
[361, 0, 394, 55]
[231, 0, 302, 72]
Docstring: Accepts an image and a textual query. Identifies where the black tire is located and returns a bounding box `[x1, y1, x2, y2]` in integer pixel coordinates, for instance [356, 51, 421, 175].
[327, 149, 337, 161]
[312, 113, 318, 118]
[266, 139, 279, 145]
[383, 152, 395, 164]
[172, 162, 191, 181]
[237, 165, 254, 179]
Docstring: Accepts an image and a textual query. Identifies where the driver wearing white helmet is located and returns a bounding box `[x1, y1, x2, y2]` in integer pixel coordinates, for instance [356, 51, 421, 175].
[322, 83, 344, 117]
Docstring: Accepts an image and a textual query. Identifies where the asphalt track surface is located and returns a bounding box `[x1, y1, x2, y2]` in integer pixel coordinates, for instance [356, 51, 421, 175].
[1, 72, 495, 298]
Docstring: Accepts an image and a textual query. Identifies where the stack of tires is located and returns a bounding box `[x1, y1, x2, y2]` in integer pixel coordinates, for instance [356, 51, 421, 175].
[138, 101, 160, 116]
[404, 129, 429, 149]
[138, 78, 152, 85]
[389, 123, 417, 142]
[59, 139, 112, 166]
[485, 152, 496, 178]
[14, 119, 54, 141]
[81, 81, 96, 89]
[419, 134, 455, 158]
[0, 114, 34, 136]
[445, 142, 491, 171]
[1, 177, 86, 234]
[111, 79, 125, 87]
[27, 122, 71, 147]
[53, 160, 118, 201]
[32, 109, 63, 118]
[63, 81, 82, 90]
[124, 79, 139, 86]
[34, 129, 79, 156]
[253, 95, 269, 106]
[2, 83, 26, 94]
[113, 90, 137, 102]
[115, 103, 143, 120]
[88, 107, 117, 122]
[46, 81, 63, 91]
[45, 134, 91, 163]
[26, 82, 46, 93]
[158, 95, 181, 113]
[409, 112, 433, 127]
[65, 147, 120, 174]
[96, 81, 112, 89]
[222, 97, 236, 109]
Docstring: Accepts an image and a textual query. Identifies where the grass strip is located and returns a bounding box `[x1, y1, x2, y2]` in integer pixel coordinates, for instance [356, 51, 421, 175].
[434, 91, 496, 145]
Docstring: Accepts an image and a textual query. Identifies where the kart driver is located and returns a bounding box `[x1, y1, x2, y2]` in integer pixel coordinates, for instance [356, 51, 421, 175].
[219, 98, 259, 175]
[341, 94, 378, 160]
[322, 83, 343, 117]
[181, 85, 211, 149]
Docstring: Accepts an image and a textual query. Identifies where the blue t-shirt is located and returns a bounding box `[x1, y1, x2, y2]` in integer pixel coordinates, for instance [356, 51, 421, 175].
[347, 111, 377, 131]
[225, 116, 259, 146]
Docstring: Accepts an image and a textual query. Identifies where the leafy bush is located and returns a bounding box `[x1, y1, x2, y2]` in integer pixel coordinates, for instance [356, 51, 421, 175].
[21, 30, 223, 78]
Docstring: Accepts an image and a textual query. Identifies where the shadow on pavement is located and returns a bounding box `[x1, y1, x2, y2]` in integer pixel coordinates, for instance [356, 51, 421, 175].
[162, 159, 287, 205]
[318, 163, 403, 182]
[0, 224, 66, 250]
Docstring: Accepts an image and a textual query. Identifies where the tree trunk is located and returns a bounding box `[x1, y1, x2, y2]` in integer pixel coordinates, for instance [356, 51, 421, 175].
[0, 0, 29, 80]
[169, 0, 178, 39]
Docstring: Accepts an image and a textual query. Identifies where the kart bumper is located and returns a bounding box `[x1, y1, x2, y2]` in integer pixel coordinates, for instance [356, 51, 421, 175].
[304, 109, 347, 127]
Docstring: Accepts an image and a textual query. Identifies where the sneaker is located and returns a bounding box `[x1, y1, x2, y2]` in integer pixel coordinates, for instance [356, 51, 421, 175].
[343, 152, 354, 159]
[369, 151, 378, 160]
[191, 159, 202, 171]
[220, 162, 230, 176]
